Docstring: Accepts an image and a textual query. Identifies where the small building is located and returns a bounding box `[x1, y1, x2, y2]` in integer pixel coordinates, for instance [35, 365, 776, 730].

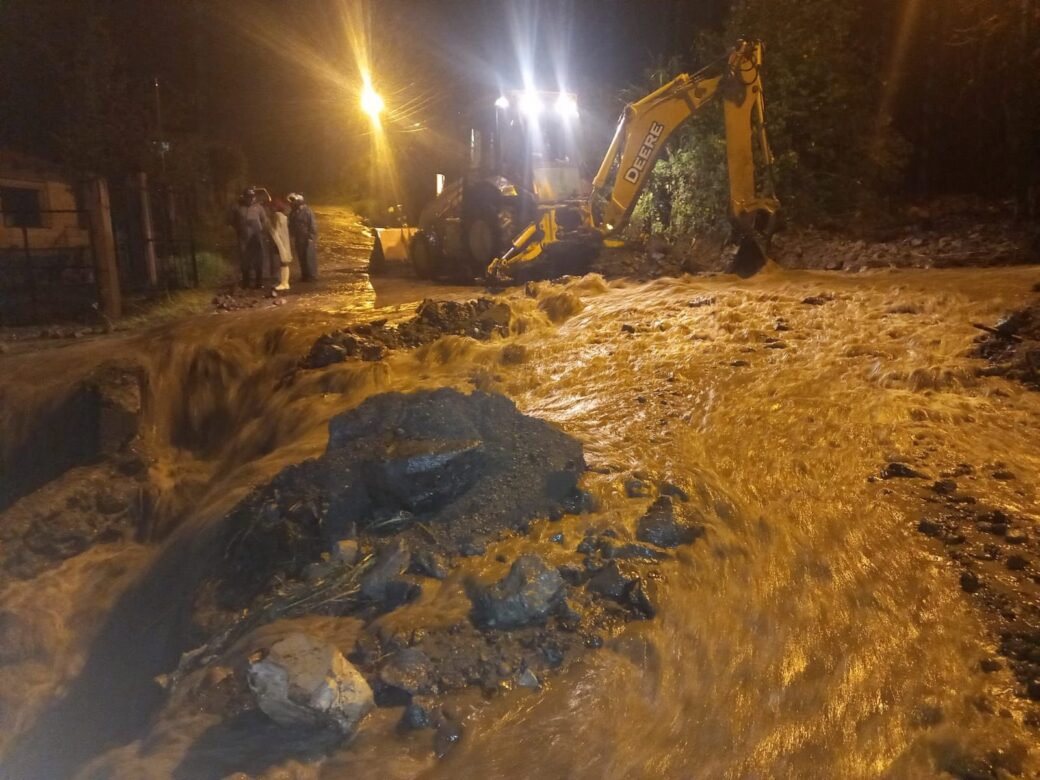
[0, 149, 100, 325]
[0, 148, 90, 250]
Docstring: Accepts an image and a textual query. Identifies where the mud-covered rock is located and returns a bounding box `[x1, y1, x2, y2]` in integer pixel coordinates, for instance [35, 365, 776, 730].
[247, 633, 374, 734]
[470, 555, 566, 629]
[378, 647, 434, 701]
[218, 389, 585, 606]
[636, 496, 705, 548]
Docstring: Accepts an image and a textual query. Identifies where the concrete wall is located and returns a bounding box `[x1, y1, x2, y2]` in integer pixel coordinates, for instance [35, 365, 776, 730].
[0, 177, 91, 250]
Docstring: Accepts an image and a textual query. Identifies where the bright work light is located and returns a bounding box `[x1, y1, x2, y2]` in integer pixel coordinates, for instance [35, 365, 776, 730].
[555, 93, 579, 118]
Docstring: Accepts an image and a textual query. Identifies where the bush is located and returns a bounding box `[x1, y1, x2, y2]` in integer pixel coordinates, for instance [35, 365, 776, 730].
[192, 251, 236, 288]
[632, 0, 911, 237]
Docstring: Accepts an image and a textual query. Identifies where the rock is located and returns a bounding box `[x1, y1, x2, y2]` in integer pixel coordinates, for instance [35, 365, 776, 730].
[306, 341, 349, 369]
[621, 323, 636, 334]
[658, 481, 689, 502]
[470, 555, 566, 629]
[379, 647, 433, 699]
[931, 479, 957, 495]
[360, 540, 418, 610]
[801, 295, 833, 305]
[917, 519, 942, 537]
[247, 633, 374, 734]
[979, 658, 1002, 673]
[879, 462, 926, 479]
[730, 360, 750, 368]
[364, 438, 486, 514]
[360, 343, 386, 362]
[1006, 555, 1028, 571]
[408, 550, 448, 580]
[434, 717, 463, 758]
[586, 561, 631, 599]
[624, 478, 651, 498]
[636, 496, 704, 548]
[687, 296, 715, 308]
[331, 539, 360, 566]
[960, 571, 981, 594]
[557, 564, 586, 585]
[1005, 530, 1028, 545]
[399, 696, 436, 730]
[517, 668, 540, 688]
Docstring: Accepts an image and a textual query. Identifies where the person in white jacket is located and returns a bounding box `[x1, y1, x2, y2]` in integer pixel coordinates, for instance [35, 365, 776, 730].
[267, 197, 293, 291]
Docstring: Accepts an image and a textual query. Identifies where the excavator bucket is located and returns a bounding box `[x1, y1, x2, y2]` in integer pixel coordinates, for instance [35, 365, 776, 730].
[730, 233, 768, 278]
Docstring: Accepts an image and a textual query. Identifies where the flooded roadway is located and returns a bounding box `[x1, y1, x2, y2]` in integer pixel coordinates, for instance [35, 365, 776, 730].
[1, 208, 1038, 778]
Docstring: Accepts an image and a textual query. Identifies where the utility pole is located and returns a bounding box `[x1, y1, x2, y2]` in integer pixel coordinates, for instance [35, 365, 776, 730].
[153, 76, 167, 179]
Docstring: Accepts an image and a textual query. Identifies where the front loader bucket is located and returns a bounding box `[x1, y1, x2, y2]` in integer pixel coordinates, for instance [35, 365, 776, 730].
[369, 227, 417, 274]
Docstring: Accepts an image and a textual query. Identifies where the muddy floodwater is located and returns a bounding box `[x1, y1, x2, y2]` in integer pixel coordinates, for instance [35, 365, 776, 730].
[1, 211, 1038, 779]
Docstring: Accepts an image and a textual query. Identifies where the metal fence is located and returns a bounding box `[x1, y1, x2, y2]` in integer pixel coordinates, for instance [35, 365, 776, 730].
[0, 209, 100, 326]
[110, 181, 199, 293]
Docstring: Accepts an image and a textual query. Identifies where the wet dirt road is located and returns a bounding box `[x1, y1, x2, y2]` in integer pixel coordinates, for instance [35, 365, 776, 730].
[1, 208, 1039, 779]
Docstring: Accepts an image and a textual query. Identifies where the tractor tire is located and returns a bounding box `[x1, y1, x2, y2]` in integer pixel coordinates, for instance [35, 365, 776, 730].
[410, 232, 437, 280]
[369, 232, 386, 275]
[465, 215, 498, 277]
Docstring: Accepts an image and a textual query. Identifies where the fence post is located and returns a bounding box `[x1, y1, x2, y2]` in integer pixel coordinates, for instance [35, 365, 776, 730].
[137, 171, 159, 288]
[84, 177, 122, 319]
[21, 225, 37, 320]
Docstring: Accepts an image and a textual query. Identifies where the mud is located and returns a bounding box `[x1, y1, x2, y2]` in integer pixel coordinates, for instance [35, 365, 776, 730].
[304, 298, 512, 369]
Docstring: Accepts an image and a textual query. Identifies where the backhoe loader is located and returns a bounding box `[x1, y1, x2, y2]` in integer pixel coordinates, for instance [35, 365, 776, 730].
[490, 39, 780, 281]
[377, 40, 779, 282]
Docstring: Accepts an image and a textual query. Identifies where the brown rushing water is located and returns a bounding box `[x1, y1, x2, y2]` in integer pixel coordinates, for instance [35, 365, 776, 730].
[1, 211, 1038, 779]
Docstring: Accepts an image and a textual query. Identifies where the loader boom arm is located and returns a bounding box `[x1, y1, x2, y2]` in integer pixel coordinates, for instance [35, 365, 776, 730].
[592, 39, 777, 235]
[492, 40, 780, 280]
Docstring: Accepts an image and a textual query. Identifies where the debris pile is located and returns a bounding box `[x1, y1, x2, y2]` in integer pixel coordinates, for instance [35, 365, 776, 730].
[169, 389, 706, 755]
[304, 298, 512, 369]
[212, 290, 287, 312]
[973, 303, 1040, 390]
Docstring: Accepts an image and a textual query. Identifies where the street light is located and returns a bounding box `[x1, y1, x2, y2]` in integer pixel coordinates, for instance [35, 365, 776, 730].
[361, 80, 385, 121]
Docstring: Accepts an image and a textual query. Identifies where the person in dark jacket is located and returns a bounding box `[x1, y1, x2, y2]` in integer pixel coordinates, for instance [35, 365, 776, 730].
[227, 187, 270, 288]
[287, 193, 318, 281]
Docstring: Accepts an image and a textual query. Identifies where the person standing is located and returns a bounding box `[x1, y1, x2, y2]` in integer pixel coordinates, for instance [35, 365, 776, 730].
[287, 193, 318, 281]
[268, 197, 293, 291]
[227, 187, 270, 289]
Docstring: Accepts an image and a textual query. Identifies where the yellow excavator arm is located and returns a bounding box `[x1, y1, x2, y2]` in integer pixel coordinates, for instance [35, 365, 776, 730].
[493, 40, 780, 279]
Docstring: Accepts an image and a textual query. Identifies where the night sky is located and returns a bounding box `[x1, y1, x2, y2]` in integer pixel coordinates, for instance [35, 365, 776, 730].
[209, 0, 728, 192]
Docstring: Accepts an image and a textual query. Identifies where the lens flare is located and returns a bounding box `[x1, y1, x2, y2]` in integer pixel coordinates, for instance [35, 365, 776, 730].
[519, 91, 544, 118]
[361, 80, 385, 121]
[555, 93, 578, 119]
